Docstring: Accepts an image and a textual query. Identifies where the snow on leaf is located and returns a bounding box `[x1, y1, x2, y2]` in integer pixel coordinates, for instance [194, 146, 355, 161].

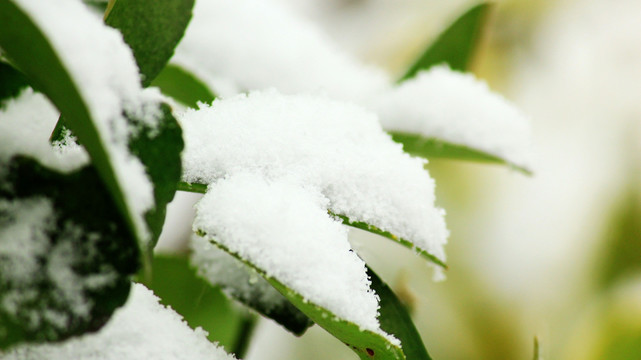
[373, 66, 534, 171]
[191, 235, 313, 335]
[169, 0, 532, 169]
[179, 90, 448, 264]
[0, 284, 236, 360]
[0, 0, 162, 248]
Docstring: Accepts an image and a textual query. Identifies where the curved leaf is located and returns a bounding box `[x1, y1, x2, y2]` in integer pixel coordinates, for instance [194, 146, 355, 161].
[0, 156, 139, 349]
[390, 131, 532, 175]
[368, 266, 432, 360]
[196, 237, 406, 360]
[400, 2, 491, 81]
[151, 64, 217, 108]
[104, 0, 195, 86]
[178, 181, 448, 269]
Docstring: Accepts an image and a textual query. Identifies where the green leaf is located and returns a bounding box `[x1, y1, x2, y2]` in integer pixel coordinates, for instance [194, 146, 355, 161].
[368, 266, 432, 360]
[195, 238, 406, 360]
[104, 0, 195, 86]
[0, 0, 142, 251]
[151, 64, 217, 108]
[400, 2, 491, 81]
[146, 254, 246, 352]
[598, 189, 641, 289]
[0, 61, 29, 108]
[389, 132, 532, 175]
[127, 104, 184, 250]
[178, 181, 447, 269]
[0, 156, 139, 349]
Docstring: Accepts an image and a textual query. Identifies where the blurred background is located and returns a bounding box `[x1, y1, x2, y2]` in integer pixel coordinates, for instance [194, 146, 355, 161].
[155, 0, 641, 358]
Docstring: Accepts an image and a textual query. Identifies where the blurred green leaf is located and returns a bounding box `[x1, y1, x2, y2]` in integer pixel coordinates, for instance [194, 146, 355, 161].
[104, 0, 195, 86]
[368, 266, 432, 360]
[0, 156, 139, 349]
[599, 189, 641, 289]
[147, 254, 244, 352]
[390, 132, 532, 175]
[0, 61, 29, 108]
[151, 64, 217, 108]
[195, 238, 406, 360]
[400, 2, 491, 81]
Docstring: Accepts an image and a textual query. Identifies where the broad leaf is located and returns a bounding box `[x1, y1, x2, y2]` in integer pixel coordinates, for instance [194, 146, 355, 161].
[400, 3, 491, 81]
[197, 238, 406, 360]
[390, 132, 532, 175]
[178, 181, 447, 269]
[0, 61, 29, 107]
[151, 64, 217, 108]
[0, 156, 139, 349]
[105, 0, 195, 86]
[368, 266, 432, 360]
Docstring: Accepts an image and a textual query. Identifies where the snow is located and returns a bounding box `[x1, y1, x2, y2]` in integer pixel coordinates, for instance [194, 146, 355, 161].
[180, 90, 448, 262]
[191, 235, 287, 312]
[1, 284, 236, 360]
[0, 88, 88, 172]
[193, 173, 395, 343]
[12, 0, 160, 244]
[172, 0, 390, 102]
[372, 66, 533, 169]
[170, 0, 532, 168]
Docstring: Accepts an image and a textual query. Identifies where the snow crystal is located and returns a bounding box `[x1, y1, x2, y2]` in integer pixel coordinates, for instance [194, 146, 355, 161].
[12, 0, 160, 243]
[372, 66, 533, 169]
[193, 173, 395, 342]
[0, 88, 88, 172]
[171, 0, 532, 167]
[0, 283, 236, 360]
[180, 90, 448, 261]
[172, 0, 390, 102]
[191, 235, 286, 312]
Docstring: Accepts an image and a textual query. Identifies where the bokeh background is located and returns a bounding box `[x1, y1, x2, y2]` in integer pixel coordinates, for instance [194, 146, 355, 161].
[156, 0, 641, 358]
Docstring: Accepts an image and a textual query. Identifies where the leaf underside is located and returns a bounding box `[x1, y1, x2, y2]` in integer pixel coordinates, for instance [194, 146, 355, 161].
[400, 2, 491, 81]
[195, 235, 406, 360]
[0, 156, 139, 349]
[390, 132, 532, 175]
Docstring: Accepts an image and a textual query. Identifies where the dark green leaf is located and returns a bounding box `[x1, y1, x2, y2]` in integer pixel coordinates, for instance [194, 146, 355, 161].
[0, 0, 142, 251]
[147, 254, 246, 352]
[390, 132, 532, 175]
[128, 104, 184, 250]
[0, 61, 29, 108]
[0, 156, 139, 349]
[151, 64, 217, 108]
[105, 0, 195, 86]
[400, 3, 491, 81]
[195, 238, 406, 360]
[368, 266, 432, 360]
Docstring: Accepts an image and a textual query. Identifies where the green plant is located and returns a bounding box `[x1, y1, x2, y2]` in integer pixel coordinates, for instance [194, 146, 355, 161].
[0, 1, 532, 359]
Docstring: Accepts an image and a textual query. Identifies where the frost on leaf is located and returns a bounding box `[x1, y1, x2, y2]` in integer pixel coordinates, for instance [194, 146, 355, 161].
[191, 235, 313, 335]
[0, 284, 236, 360]
[169, 0, 532, 168]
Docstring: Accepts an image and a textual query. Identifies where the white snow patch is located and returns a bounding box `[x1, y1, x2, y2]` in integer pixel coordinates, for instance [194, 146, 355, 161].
[172, 0, 390, 102]
[372, 66, 533, 169]
[193, 173, 396, 343]
[1, 283, 236, 360]
[180, 90, 448, 261]
[12, 0, 160, 243]
[0, 88, 88, 172]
